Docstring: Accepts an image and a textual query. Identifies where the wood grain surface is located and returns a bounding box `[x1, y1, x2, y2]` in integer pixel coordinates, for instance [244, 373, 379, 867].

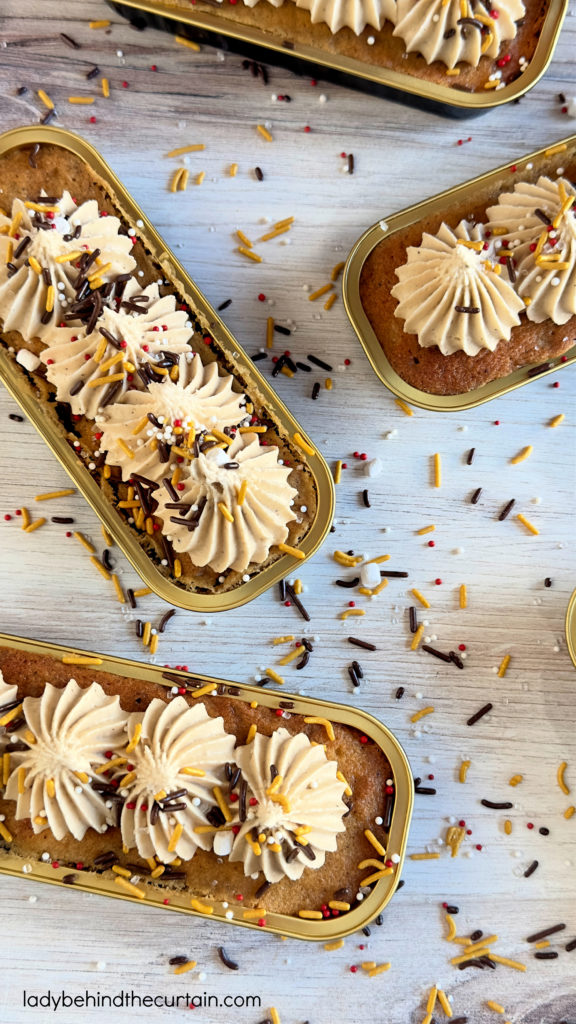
[0, 1, 575, 1022]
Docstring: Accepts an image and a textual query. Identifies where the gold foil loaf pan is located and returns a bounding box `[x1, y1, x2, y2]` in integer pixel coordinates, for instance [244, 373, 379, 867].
[343, 135, 576, 412]
[0, 125, 334, 611]
[108, 0, 568, 116]
[0, 633, 413, 940]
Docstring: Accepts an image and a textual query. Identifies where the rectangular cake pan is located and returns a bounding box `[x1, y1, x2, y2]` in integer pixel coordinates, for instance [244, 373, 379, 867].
[108, 0, 567, 118]
[0, 125, 334, 613]
[0, 632, 413, 940]
[566, 590, 576, 671]
[343, 134, 576, 413]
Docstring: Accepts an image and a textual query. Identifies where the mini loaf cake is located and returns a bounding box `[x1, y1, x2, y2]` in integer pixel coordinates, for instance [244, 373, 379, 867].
[359, 146, 575, 395]
[0, 646, 398, 920]
[149, 0, 546, 95]
[0, 143, 318, 593]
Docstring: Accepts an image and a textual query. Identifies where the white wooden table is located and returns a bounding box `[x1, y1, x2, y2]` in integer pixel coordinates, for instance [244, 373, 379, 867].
[0, 2, 575, 1021]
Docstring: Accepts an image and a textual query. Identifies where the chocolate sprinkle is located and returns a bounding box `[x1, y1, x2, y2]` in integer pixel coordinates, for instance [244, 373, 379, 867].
[61, 32, 81, 48]
[544, 577, 552, 587]
[470, 929, 483, 941]
[347, 153, 354, 175]
[51, 516, 75, 524]
[336, 577, 360, 588]
[380, 570, 409, 578]
[565, 938, 576, 952]
[307, 354, 332, 371]
[455, 305, 480, 314]
[467, 702, 493, 726]
[449, 651, 464, 670]
[348, 665, 360, 688]
[527, 923, 566, 942]
[285, 583, 310, 621]
[422, 644, 452, 663]
[498, 498, 516, 521]
[169, 955, 190, 966]
[409, 606, 418, 633]
[534, 950, 559, 959]
[251, 351, 267, 362]
[218, 947, 239, 970]
[274, 324, 291, 337]
[466, 447, 475, 465]
[535, 208, 552, 226]
[471, 487, 482, 504]
[362, 489, 370, 508]
[217, 298, 232, 311]
[445, 904, 459, 914]
[415, 786, 436, 795]
[311, 381, 320, 401]
[254, 166, 264, 181]
[348, 637, 377, 651]
[395, 686, 405, 699]
[524, 859, 539, 877]
[481, 798, 513, 809]
[526, 361, 553, 378]
[158, 609, 176, 633]
[8, 413, 24, 422]
[296, 362, 311, 372]
[86, 66, 101, 80]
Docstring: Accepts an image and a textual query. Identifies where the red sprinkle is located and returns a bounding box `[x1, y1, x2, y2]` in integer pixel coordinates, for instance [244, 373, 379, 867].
[304, 126, 311, 133]
[553, 381, 560, 388]
[458, 644, 466, 651]
[344, 358, 351, 365]
[348, 601, 356, 607]
[350, 966, 358, 973]
[360, 736, 368, 744]
[527, 822, 534, 830]
[510, 164, 517, 172]
[51, 861, 60, 869]
[435, 578, 442, 585]
[428, 540, 435, 547]
[122, 81, 129, 88]
[258, 293, 266, 301]
[4, 515, 11, 521]
[494, 420, 500, 426]
[476, 844, 483, 850]
[459, 820, 466, 828]
[89, 116, 97, 124]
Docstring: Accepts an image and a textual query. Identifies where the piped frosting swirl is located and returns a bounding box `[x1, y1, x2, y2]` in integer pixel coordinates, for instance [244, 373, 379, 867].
[3, 680, 127, 841]
[228, 728, 348, 883]
[155, 433, 298, 574]
[0, 669, 20, 756]
[391, 219, 525, 356]
[95, 355, 248, 482]
[42, 280, 194, 417]
[0, 192, 136, 343]
[393, 0, 525, 68]
[294, 0, 397, 35]
[118, 697, 236, 863]
[486, 175, 576, 324]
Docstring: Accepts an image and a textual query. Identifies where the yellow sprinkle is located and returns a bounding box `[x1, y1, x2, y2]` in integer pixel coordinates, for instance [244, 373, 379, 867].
[544, 143, 568, 157]
[180, 767, 206, 777]
[62, 655, 102, 666]
[90, 555, 111, 582]
[24, 518, 46, 534]
[175, 35, 200, 49]
[270, 1010, 281, 1024]
[324, 293, 337, 311]
[411, 706, 434, 723]
[446, 68, 461, 76]
[120, 770, 137, 788]
[548, 413, 565, 428]
[498, 654, 511, 678]
[194, 171, 204, 187]
[277, 542, 306, 560]
[437, 991, 452, 1017]
[458, 239, 484, 251]
[328, 261, 345, 282]
[361, 868, 393, 885]
[445, 913, 457, 941]
[245, 724, 257, 745]
[309, 283, 333, 302]
[334, 550, 363, 566]
[103, 465, 111, 480]
[394, 398, 413, 416]
[257, 124, 273, 142]
[451, 948, 490, 966]
[304, 716, 335, 742]
[68, 96, 95, 104]
[124, 723, 142, 754]
[173, 961, 196, 974]
[510, 445, 533, 465]
[277, 644, 303, 666]
[2, 752, 10, 785]
[218, 501, 234, 524]
[411, 624, 425, 650]
[433, 453, 441, 488]
[336, 770, 352, 797]
[487, 954, 526, 972]
[189, 682, 217, 700]
[8, 211, 22, 237]
[358, 858, 386, 872]
[361, 961, 377, 971]
[17, 765, 27, 794]
[236, 229, 253, 250]
[73, 531, 95, 554]
[87, 371, 126, 390]
[426, 986, 438, 1014]
[459, 760, 471, 783]
[94, 757, 127, 775]
[486, 1002, 506, 1014]
[410, 852, 440, 860]
[533, 940, 550, 949]
[37, 88, 54, 110]
[165, 144, 205, 157]
[459, 583, 467, 609]
[564, 805, 575, 819]
[114, 877, 146, 899]
[116, 438, 135, 460]
[34, 488, 76, 502]
[34, 815, 47, 826]
[213, 785, 233, 823]
[28, 255, 42, 275]
[168, 822, 183, 853]
[504, 819, 512, 834]
[557, 761, 570, 795]
[411, 588, 430, 609]
[90, 19, 111, 28]
[23, 731, 36, 747]
[340, 608, 365, 619]
[242, 908, 265, 920]
[364, 828, 386, 857]
[292, 431, 315, 456]
[142, 621, 152, 647]
[328, 900, 350, 911]
[238, 246, 262, 263]
[272, 635, 295, 645]
[333, 460, 342, 484]
[132, 588, 152, 598]
[325, 377, 333, 390]
[101, 77, 110, 98]
[265, 315, 275, 349]
[149, 633, 159, 656]
[170, 168, 185, 193]
[324, 939, 345, 951]
[509, 774, 523, 787]
[0, 821, 12, 843]
[483, 79, 500, 89]
[299, 909, 323, 919]
[229, 163, 238, 176]
[112, 865, 132, 878]
[417, 525, 435, 535]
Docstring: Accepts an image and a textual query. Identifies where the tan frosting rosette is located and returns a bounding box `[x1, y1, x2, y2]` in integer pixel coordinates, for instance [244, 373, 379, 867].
[155, 433, 298, 574]
[0, 191, 136, 343]
[41, 280, 194, 418]
[486, 175, 576, 324]
[294, 0, 397, 35]
[0, 669, 20, 756]
[3, 680, 127, 841]
[118, 697, 236, 864]
[391, 220, 525, 356]
[227, 728, 348, 883]
[95, 354, 248, 482]
[393, 0, 525, 68]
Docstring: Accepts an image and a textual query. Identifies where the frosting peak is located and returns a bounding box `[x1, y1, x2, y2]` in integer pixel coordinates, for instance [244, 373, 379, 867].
[156, 433, 298, 573]
[394, 0, 525, 69]
[228, 728, 348, 883]
[4, 680, 127, 841]
[0, 192, 136, 342]
[295, 0, 396, 35]
[486, 175, 576, 324]
[118, 697, 235, 863]
[391, 220, 525, 356]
